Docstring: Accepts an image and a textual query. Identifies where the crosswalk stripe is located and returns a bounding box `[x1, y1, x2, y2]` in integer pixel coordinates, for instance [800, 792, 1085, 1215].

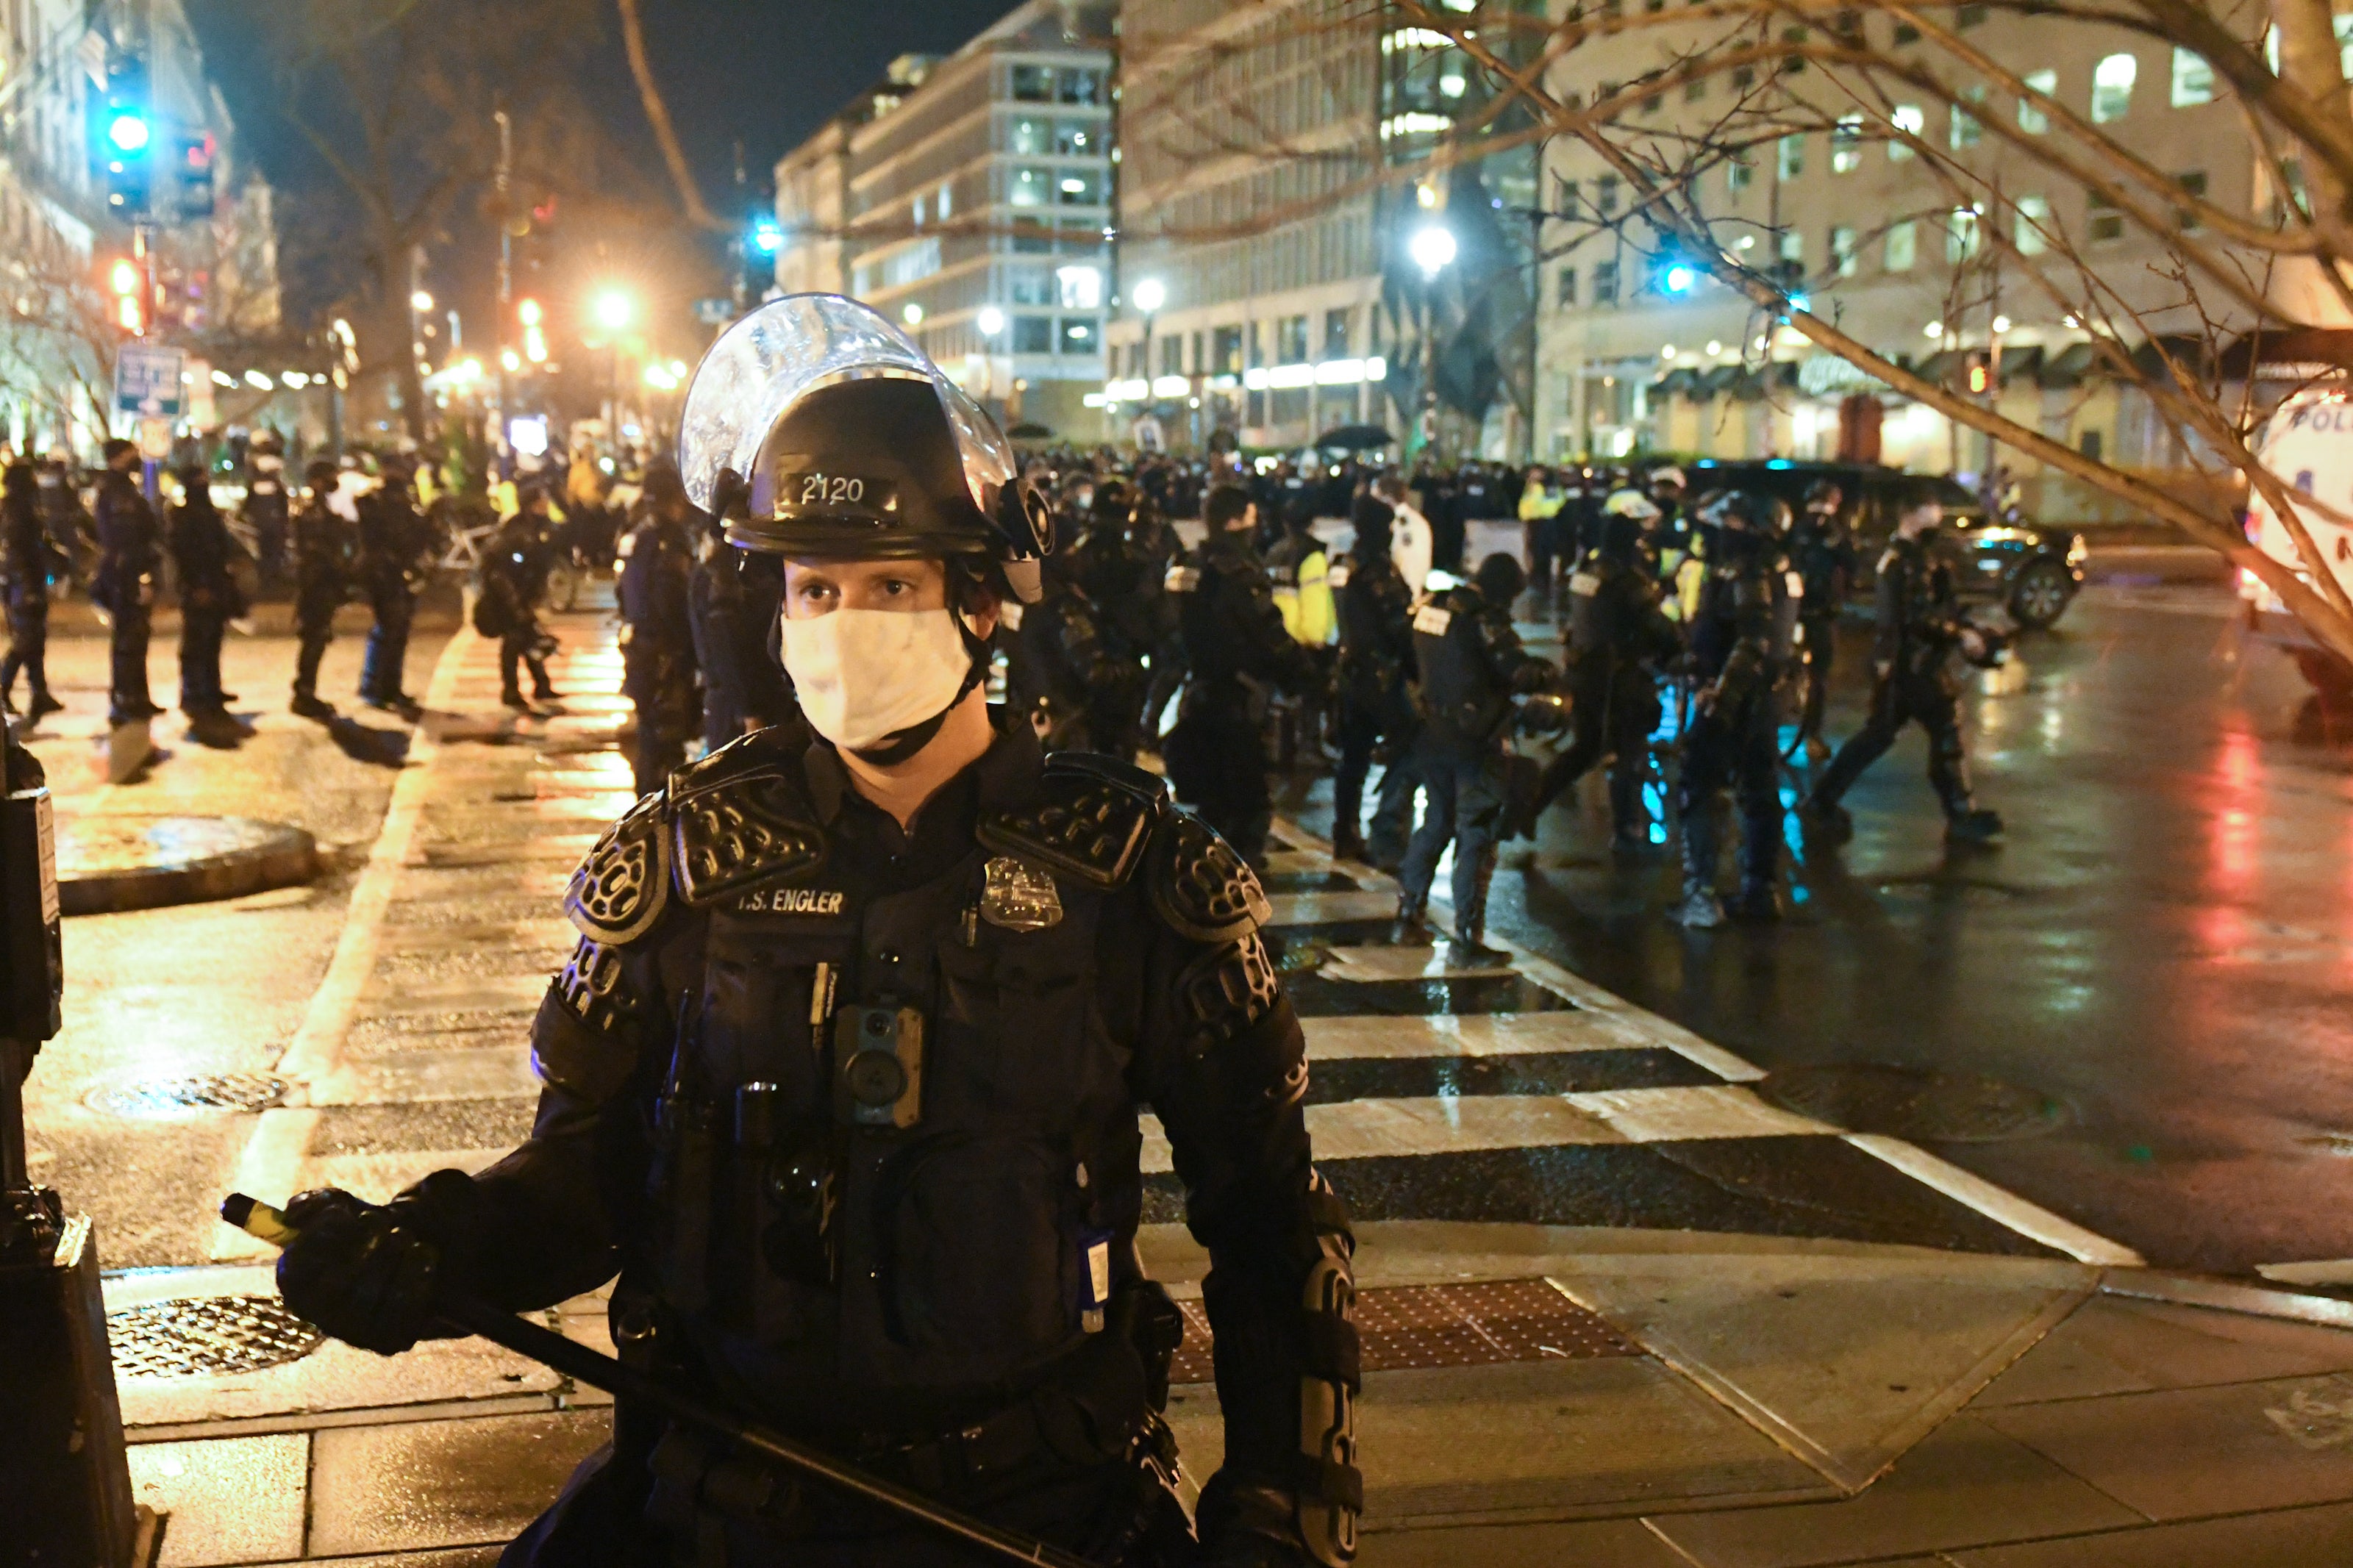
[1303, 1012, 1699, 1061]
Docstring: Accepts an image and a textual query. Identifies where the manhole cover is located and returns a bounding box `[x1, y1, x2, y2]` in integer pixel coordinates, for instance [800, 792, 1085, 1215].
[107, 1295, 323, 1378]
[89, 1074, 286, 1119]
[1757, 1064, 2070, 1142]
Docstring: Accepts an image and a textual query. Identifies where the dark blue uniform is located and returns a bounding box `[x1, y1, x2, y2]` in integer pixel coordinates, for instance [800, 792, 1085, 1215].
[0, 463, 62, 717]
[168, 476, 246, 716]
[617, 510, 699, 795]
[1397, 561, 1550, 945]
[1676, 529, 1799, 921]
[93, 466, 162, 725]
[1163, 529, 1312, 864]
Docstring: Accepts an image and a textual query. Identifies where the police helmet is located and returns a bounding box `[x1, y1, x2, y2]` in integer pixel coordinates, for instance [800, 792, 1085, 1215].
[1802, 476, 1843, 509]
[1709, 490, 1779, 532]
[1473, 551, 1527, 605]
[1602, 487, 1661, 520]
[678, 293, 1051, 602]
[1648, 465, 1688, 491]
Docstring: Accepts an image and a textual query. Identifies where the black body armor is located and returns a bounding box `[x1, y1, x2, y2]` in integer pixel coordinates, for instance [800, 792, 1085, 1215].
[467, 723, 1359, 1561]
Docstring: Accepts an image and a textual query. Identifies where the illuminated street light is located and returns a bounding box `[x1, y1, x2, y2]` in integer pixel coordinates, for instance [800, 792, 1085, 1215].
[410, 290, 434, 312]
[500, 348, 522, 373]
[110, 260, 139, 296]
[902, 302, 924, 326]
[593, 290, 634, 332]
[1409, 224, 1457, 277]
[976, 305, 1007, 337]
[517, 298, 543, 328]
[243, 369, 272, 390]
[1131, 277, 1167, 315]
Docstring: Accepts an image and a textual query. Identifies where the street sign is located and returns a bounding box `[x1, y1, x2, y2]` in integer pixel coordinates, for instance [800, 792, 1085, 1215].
[693, 297, 734, 325]
[114, 345, 186, 418]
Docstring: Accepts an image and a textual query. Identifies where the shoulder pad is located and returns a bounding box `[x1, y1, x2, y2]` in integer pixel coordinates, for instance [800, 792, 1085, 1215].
[978, 753, 1165, 890]
[565, 792, 672, 945]
[668, 731, 826, 904]
[1149, 809, 1272, 943]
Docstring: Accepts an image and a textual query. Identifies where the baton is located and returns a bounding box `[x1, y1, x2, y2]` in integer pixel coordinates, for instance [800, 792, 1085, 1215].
[221, 1194, 1096, 1568]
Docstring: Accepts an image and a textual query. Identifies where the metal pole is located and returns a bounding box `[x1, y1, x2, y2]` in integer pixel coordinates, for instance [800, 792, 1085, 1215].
[221, 1196, 1096, 1568]
[495, 106, 512, 479]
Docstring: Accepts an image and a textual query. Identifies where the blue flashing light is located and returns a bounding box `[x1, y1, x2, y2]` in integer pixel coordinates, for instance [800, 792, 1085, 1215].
[1765, 459, 1793, 469]
[1663, 263, 1696, 294]
[106, 112, 151, 154]
[1787, 293, 1811, 314]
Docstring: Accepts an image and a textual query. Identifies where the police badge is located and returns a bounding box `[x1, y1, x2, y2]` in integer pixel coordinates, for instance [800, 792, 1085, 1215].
[981, 855, 1062, 931]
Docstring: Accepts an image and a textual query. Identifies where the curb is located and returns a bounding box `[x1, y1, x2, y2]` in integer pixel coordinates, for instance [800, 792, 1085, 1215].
[57, 815, 319, 915]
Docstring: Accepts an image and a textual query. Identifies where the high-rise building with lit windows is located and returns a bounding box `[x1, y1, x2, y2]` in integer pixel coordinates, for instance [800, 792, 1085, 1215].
[770, 1, 1116, 437]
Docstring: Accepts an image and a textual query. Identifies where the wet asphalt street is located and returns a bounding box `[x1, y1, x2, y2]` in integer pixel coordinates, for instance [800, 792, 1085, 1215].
[1288, 578, 2353, 1278]
[24, 572, 2353, 1284]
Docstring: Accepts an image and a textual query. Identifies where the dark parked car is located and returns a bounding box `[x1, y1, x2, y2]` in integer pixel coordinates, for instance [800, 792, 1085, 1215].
[1684, 459, 2087, 629]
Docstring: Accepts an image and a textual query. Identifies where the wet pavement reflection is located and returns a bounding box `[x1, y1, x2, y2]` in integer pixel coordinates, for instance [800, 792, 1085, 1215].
[1315, 584, 2353, 1276]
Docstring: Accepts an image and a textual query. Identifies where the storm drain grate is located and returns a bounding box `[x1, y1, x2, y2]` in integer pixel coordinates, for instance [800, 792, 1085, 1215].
[89, 1074, 287, 1118]
[1170, 1278, 1638, 1384]
[107, 1295, 324, 1378]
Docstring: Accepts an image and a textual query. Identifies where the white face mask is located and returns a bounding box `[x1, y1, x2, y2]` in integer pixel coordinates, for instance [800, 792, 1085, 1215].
[778, 606, 976, 752]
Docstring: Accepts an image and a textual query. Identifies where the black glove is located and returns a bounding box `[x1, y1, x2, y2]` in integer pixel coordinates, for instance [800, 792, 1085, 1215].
[275, 1170, 474, 1355]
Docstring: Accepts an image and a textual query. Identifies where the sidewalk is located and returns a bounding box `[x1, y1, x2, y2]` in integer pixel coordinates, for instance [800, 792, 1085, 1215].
[107, 1225, 2353, 1567]
[94, 620, 2353, 1568]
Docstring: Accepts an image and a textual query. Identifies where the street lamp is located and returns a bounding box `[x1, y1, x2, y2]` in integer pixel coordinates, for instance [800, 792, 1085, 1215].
[593, 290, 635, 334]
[976, 305, 1006, 337]
[1409, 224, 1457, 278]
[410, 290, 434, 313]
[1131, 277, 1166, 405]
[902, 302, 924, 327]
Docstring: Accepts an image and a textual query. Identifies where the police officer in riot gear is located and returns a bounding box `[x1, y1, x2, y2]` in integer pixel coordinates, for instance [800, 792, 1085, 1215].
[1674, 492, 1801, 927]
[477, 485, 561, 713]
[1329, 501, 1417, 868]
[168, 462, 246, 725]
[688, 506, 790, 751]
[1009, 539, 1131, 753]
[1789, 478, 1858, 764]
[93, 438, 164, 726]
[357, 457, 433, 715]
[1396, 552, 1555, 956]
[1524, 501, 1682, 852]
[1076, 490, 1171, 763]
[1163, 484, 1315, 867]
[618, 464, 701, 792]
[290, 461, 355, 720]
[1802, 483, 2004, 845]
[271, 295, 1360, 1568]
[243, 430, 293, 591]
[0, 460, 65, 720]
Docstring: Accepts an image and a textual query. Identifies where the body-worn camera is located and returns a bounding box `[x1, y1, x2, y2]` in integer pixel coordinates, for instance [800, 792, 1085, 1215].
[833, 1003, 924, 1129]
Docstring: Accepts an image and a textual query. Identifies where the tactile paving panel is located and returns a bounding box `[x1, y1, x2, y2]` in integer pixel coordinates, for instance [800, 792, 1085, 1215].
[1167, 1277, 1638, 1385]
[107, 1295, 324, 1378]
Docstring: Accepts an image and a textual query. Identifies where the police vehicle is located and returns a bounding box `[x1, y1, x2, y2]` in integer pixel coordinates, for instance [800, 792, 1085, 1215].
[1688, 459, 2087, 629]
[2239, 392, 2353, 706]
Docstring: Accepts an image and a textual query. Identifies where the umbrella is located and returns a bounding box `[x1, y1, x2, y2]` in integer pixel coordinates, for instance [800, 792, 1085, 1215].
[1006, 421, 1054, 440]
[1315, 423, 1396, 451]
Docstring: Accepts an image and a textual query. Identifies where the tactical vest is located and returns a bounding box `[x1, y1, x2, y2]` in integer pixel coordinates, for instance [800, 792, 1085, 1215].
[1410, 587, 1509, 748]
[555, 738, 1268, 1431]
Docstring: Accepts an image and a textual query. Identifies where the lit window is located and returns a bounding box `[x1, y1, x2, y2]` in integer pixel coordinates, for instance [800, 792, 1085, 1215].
[2170, 49, 2213, 107]
[1951, 86, 1984, 149]
[2015, 195, 2052, 255]
[1946, 207, 1980, 263]
[1055, 264, 1102, 309]
[1890, 104, 1923, 160]
[1884, 220, 1916, 271]
[2091, 53, 2136, 123]
[1010, 167, 1047, 208]
[2018, 70, 2054, 134]
[1832, 115, 1862, 173]
[1777, 134, 1804, 179]
[1829, 226, 1858, 276]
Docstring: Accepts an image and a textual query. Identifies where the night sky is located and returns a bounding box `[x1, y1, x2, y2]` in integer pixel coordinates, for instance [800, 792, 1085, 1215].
[191, 0, 1024, 249]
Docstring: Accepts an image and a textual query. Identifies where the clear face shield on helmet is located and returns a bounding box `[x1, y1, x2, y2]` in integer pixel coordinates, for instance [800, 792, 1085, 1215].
[676, 293, 1046, 603]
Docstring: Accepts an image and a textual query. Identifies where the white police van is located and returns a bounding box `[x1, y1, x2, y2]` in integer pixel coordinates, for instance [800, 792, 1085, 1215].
[2241, 393, 2353, 701]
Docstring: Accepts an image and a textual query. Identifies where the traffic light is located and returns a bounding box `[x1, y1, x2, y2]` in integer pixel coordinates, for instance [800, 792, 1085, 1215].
[518, 298, 547, 364]
[176, 132, 215, 218]
[107, 257, 143, 336]
[99, 59, 153, 217]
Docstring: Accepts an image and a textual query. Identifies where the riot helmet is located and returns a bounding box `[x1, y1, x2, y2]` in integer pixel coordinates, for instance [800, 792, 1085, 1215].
[1602, 487, 1661, 521]
[678, 294, 1051, 602]
[1473, 551, 1527, 605]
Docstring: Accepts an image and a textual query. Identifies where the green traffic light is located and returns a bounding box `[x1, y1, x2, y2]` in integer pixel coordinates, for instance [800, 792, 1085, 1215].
[106, 112, 151, 154]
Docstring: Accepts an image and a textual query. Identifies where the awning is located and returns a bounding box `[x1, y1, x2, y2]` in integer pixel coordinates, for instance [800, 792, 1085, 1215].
[2036, 342, 2098, 388]
[2217, 327, 2353, 379]
[1993, 344, 2043, 385]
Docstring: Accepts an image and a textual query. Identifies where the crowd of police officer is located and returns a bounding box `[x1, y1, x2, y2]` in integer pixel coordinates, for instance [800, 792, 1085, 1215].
[993, 457, 2010, 937]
